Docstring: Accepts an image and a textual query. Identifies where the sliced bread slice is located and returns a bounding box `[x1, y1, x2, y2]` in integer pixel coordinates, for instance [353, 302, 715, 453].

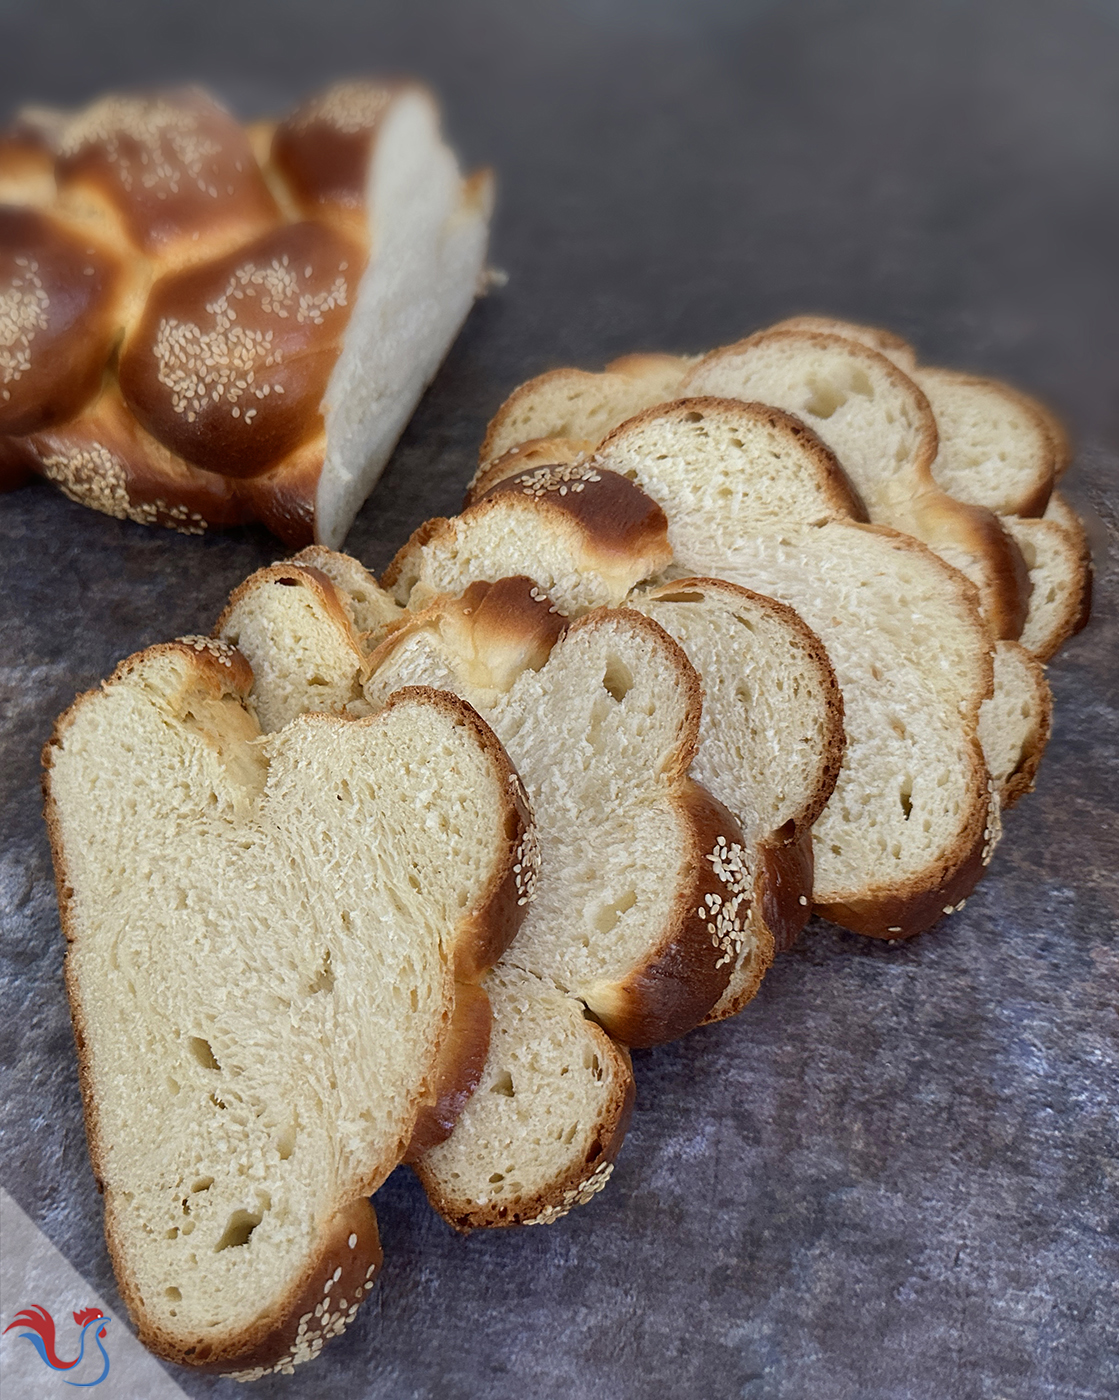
[680, 328, 1030, 640]
[912, 367, 1055, 518]
[362, 582, 762, 1227]
[43, 638, 532, 1376]
[628, 577, 844, 1015]
[415, 965, 636, 1230]
[363, 580, 758, 1046]
[477, 352, 693, 469]
[978, 641, 1053, 810]
[1002, 499, 1093, 661]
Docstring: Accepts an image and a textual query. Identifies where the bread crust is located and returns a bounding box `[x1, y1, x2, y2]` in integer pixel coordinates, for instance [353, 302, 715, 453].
[404, 982, 493, 1160]
[42, 644, 531, 1374]
[383, 467, 674, 611]
[465, 436, 592, 505]
[0, 206, 127, 435]
[415, 1025, 635, 1232]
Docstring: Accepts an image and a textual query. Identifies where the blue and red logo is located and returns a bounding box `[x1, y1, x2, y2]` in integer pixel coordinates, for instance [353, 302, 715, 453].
[3, 1305, 112, 1387]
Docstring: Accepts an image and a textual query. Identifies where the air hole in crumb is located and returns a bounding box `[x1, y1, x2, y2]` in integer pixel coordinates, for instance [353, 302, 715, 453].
[214, 1209, 262, 1252]
[190, 1038, 220, 1071]
[275, 578, 299, 587]
[308, 949, 334, 995]
[307, 675, 329, 687]
[654, 590, 703, 604]
[165, 1287, 181, 1301]
[191, 1176, 214, 1193]
[601, 656, 634, 702]
[488, 1173, 505, 1184]
[899, 780, 913, 820]
[166, 1077, 180, 1096]
[684, 410, 704, 423]
[594, 889, 637, 935]
[275, 1125, 296, 1160]
[490, 1071, 515, 1097]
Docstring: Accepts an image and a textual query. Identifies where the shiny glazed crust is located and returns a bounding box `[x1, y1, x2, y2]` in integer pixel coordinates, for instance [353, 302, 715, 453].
[2, 81, 488, 547]
[382, 467, 674, 611]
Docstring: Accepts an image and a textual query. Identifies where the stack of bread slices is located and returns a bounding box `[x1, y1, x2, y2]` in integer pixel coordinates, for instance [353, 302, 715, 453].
[45, 316, 1091, 1380]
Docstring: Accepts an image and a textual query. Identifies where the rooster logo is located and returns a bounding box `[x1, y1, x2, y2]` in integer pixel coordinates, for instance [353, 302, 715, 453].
[3, 1305, 112, 1387]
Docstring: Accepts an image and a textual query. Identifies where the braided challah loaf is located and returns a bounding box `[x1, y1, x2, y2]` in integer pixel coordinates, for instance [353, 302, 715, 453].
[1, 81, 492, 545]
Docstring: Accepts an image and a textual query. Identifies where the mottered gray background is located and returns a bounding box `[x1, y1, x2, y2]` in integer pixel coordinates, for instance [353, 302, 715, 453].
[0, 1, 1117, 1397]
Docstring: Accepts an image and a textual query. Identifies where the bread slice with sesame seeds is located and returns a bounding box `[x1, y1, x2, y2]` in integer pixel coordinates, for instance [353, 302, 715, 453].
[43, 636, 533, 1376]
[627, 576, 844, 1014]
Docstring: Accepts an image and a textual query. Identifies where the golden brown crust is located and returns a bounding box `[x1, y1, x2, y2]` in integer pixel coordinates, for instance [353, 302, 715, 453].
[416, 1029, 635, 1233]
[5, 81, 486, 547]
[383, 471, 673, 612]
[118, 221, 364, 477]
[756, 823, 815, 955]
[23, 384, 251, 533]
[367, 575, 568, 695]
[232, 436, 325, 547]
[267, 80, 415, 246]
[0, 206, 126, 435]
[52, 87, 280, 273]
[404, 982, 492, 1161]
[465, 436, 591, 505]
[480, 462, 672, 561]
[587, 778, 748, 1047]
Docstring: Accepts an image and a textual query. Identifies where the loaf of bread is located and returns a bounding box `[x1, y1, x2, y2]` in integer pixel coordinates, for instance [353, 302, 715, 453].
[1, 81, 492, 545]
[43, 636, 533, 1376]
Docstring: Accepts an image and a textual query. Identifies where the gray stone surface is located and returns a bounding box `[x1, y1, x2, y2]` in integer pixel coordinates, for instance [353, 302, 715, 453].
[0, 2, 1117, 1397]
